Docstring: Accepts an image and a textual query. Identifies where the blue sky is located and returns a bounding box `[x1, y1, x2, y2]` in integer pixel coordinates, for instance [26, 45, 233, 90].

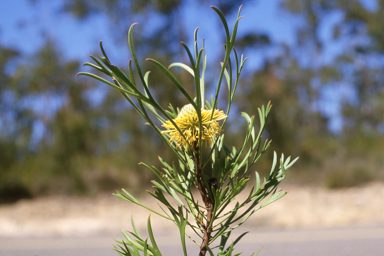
[0, 0, 376, 64]
[0, 1, 300, 64]
[0, 0, 111, 62]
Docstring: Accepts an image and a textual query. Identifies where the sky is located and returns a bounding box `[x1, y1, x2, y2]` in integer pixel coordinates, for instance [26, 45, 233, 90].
[0, 0, 376, 65]
[0, 0, 300, 64]
[0, 0, 378, 134]
[0, 0, 111, 62]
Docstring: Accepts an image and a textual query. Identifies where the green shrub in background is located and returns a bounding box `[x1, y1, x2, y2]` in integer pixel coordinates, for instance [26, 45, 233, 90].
[79, 6, 298, 255]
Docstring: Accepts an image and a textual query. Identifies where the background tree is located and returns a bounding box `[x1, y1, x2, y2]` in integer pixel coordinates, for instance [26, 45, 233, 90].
[0, 0, 383, 202]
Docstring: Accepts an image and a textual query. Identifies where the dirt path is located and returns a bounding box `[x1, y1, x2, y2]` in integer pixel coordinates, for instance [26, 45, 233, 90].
[1, 183, 384, 237]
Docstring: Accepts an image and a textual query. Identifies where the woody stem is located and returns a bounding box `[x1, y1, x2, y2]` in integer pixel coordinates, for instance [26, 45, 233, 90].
[194, 146, 214, 256]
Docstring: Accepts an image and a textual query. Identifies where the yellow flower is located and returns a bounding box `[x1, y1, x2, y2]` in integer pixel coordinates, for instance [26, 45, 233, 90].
[162, 104, 227, 149]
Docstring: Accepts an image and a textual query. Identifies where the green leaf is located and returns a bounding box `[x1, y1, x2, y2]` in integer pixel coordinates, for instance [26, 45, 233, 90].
[147, 216, 162, 256]
[99, 40, 111, 62]
[206, 246, 215, 256]
[270, 151, 278, 176]
[82, 62, 104, 72]
[114, 189, 172, 220]
[168, 62, 194, 76]
[180, 41, 196, 68]
[131, 217, 143, 240]
[253, 246, 263, 256]
[143, 239, 149, 256]
[218, 230, 231, 254]
[76, 72, 150, 102]
[175, 206, 188, 256]
[146, 58, 196, 107]
[89, 55, 112, 75]
[127, 23, 147, 91]
[231, 231, 248, 248]
[211, 6, 230, 44]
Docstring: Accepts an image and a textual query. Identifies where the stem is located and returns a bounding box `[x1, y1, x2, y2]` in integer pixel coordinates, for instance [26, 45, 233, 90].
[194, 145, 214, 256]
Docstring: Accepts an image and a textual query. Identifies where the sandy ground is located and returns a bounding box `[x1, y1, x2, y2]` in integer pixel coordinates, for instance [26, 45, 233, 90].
[1, 182, 384, 238]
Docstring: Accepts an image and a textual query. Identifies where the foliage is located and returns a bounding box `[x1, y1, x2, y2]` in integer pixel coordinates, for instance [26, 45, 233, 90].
[79, 6, 298, 255]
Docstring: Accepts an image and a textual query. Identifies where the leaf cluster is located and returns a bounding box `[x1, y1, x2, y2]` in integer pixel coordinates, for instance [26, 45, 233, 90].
[78, 5, 298, 256]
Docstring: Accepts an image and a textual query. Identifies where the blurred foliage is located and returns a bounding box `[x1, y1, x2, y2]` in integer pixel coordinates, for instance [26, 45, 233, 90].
[0, 0, 383, 202]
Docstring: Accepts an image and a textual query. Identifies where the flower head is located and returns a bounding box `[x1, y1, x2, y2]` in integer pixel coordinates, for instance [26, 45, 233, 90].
[162, 104, 227, 149]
